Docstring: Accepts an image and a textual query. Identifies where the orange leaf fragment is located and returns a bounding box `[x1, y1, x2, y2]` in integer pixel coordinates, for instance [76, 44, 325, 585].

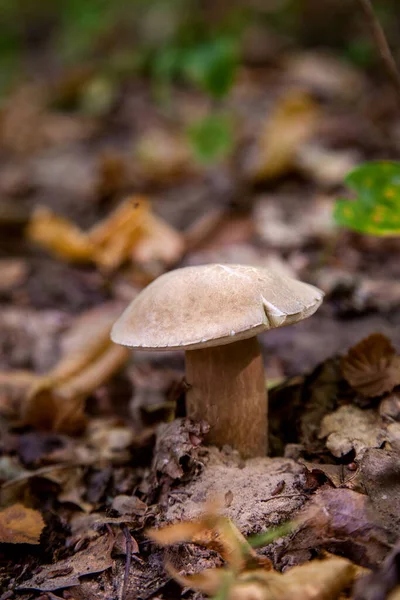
[248, 90, 319, 181]
[26, 206, 94, 262]
[342, 333, 400, 397]
[148, 509, 271, 573]
[0, 504, 45, 544]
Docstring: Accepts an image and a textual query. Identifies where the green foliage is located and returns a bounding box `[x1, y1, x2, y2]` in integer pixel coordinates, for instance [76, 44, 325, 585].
[186, 113, 234, 163]
[334, 161, 400, 236]
[247, 521, 293, 549]
[181, 37, 238, 98]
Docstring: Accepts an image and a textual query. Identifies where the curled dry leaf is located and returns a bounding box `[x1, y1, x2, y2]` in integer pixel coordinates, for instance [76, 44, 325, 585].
[19, 533, 114, 592]
[319, 404, 384, 458]
[247, 89, 319, 181]
[354, 537, 400, 600]
[0, 503, 45, 544]
[342, 334, 400, 397]
[148, 509, 271, 573]
[296, 143, 358, 187]
[296, 486, 390, 567]
[1, 304, 129, 434]
[0, 259, 28, 293]
[26, 196, 184, 271]
[27, 206, 95, 262]
[135, 128, 194, 184]
[166, 543, 355, 600]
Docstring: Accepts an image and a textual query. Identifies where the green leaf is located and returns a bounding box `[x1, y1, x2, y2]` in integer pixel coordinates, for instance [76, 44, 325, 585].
[247, 521, 293, 549]
[187, 113, 234, 163]
[182, 37, 239, 98]
[334, 161, 400, 236]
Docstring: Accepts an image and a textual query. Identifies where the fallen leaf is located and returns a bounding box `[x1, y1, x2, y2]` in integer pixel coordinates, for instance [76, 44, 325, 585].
[296, 486, 390, 567]
[300, 460, 359, 489]
[284, 51, 365, 100]
[0, 85, 46, 155]
[27, 206, 95, 262]
[19, 533, 114, 591]
[26, 196, 184, 271]
[131, 210, 185, 267]
[358, 447, 400, 536]
[247, 90, 319, 181]
[111, 495, 147, 517]
[334, 161, 400, 236]
[96, 150, 128, 200]
[134, 128, 194, 184]
[148, 508, 271, 573]
[342, 334, 400, 397]
[296, 143, 359, 187]
[0, 503, 44, 544]
[319, 404, 385, 458]
[354, 537, 400, 600]
[0, 259, 28, 293]
[1, 305, 129, 434]
[168, 549, 356, 599]
[254, 194, 336, 249]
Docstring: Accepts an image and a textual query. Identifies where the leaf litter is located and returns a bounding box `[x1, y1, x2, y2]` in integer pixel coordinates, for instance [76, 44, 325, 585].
[1, 10, 400, 600]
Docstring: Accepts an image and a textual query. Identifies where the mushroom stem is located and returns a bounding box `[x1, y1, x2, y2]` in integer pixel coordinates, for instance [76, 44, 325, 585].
[185, 337, 267, 458]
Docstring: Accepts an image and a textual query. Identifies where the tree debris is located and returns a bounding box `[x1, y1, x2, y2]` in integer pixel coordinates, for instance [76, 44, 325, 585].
[0, 503, 45, 544]
[342, 334, 400, 397]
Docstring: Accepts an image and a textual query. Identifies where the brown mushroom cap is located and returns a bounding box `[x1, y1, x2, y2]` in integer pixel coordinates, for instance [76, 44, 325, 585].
[111, 264, 323, 351]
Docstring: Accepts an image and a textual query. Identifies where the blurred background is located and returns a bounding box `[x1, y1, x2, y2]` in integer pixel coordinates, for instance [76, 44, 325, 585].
[1, 0, 400, 381]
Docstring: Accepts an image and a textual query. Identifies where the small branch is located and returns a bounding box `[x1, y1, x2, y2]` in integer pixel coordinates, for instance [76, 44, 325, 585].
[356, 0, 400, 102]
[120, 525, 132, 600]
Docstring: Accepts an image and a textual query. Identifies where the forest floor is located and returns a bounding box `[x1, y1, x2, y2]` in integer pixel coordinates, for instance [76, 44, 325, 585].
[1, 36, 400, 600]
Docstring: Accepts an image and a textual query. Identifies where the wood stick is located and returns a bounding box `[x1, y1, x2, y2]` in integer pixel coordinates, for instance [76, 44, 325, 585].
[356, 0, 400, 103]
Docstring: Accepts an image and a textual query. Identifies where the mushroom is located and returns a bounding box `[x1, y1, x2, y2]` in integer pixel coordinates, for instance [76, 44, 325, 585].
[111, 264, 324, 458]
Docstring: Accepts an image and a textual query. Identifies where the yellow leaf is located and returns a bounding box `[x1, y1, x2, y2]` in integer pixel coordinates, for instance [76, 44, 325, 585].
[0, 504, 45, 544]
[249, 90, 319, 181]
[26, 206, 94, 262]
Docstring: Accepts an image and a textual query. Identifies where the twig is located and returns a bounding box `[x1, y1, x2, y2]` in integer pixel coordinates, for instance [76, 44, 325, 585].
[356, 0, 400, 103]
[120, 524, 132, 600]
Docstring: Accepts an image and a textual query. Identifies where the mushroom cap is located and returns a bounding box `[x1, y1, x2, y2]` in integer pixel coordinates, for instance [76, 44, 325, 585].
[111, 264, 324, 351]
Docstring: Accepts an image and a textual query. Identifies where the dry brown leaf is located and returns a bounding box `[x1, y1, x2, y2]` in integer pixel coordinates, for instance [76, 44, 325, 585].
[96, 150, 128, 199]
[132, 210, 185, 267]
[167, 553, 355, 599]
[2, 305, 129, 435]
[342, 334, 400, 397]
[0, 85, 46, 155]
[300, 460, 359, 489]
[148, 509, 269, 573]
[0, 503, 45, 544]
[27, 206, 95, 262]
[0, 370, 41, 420]
[22, 388, 87, 435]
[166, 563, 227, 596]
[319, 404, 384, 458]
[248, 89, 319, 181]
[296, 143, 358, 187]
[148, 518, 212, 546]
[0, 259, 28, 293]
[26, 196, 184, 271]
[19, 533, 114, 591]
[135, 128, 194, 183]
[284, 52, 365, 100]
[296, 486, 389, 567]
[89, 196, 149, 269]
[148, 504, 358, 599]
[277, 555, 356, 600]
